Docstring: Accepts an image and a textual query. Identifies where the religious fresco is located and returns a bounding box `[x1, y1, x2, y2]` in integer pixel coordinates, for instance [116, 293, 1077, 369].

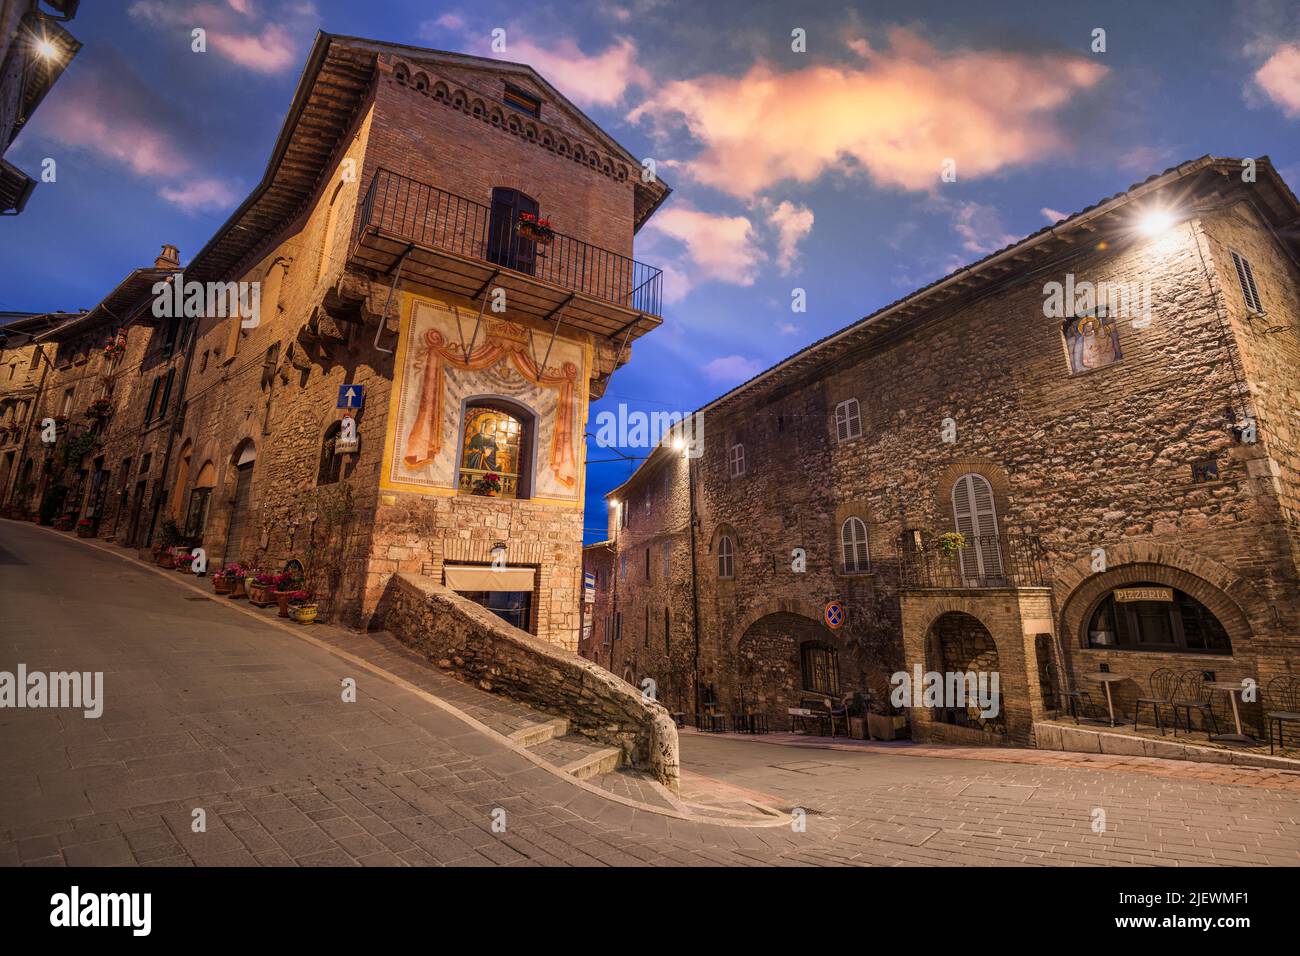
[1064, 312, 1121, 373]
[386, 295, 585, 501]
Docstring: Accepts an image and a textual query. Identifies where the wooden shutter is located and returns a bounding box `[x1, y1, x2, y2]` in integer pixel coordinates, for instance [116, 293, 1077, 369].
[952, 474, 1001, 579]
[1230, 251, 1263, 313]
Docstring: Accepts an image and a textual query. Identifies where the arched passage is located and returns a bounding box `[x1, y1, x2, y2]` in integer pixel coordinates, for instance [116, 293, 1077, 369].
[736, 611, 864, 731]
[923, 611, 1006, 737]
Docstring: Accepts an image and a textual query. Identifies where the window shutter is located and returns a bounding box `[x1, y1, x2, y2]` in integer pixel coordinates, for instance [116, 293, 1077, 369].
[1230, 251, 1263, 313]
[952, 474, 1001, 578]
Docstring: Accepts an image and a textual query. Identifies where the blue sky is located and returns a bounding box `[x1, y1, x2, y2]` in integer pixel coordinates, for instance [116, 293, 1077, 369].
[2, 0, 1297, 544]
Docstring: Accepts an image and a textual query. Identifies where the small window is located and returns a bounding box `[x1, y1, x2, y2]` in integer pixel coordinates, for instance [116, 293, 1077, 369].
[728, 443, 745, 478]
[834, 398, 862, 442]
[318, 421, 343, 485]
[394, 63, 409, 85]
[662, 539, 671, 578]
[156, 368, 176, 420]
[620, 553, 627, 581]
[620, 501, 628, 529]
[718, 534, 734, 579]
[643, 605, 650, 647]
[60, 387, 74, 416]
[800, 642, 841, 696]
[143, 379, 160, 421]
[1229, 250, 1264, 314]
[458, 402, 529, 499]
[663, 607, 670, 654]
[840, 517, 870, 573]
[644, 547, 651, 581]
[503, 84, 540, 117]
[614, 611, 623, 642]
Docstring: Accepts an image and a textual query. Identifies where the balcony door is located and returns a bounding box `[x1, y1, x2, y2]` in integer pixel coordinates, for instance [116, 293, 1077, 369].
[487, 187, 538, 276]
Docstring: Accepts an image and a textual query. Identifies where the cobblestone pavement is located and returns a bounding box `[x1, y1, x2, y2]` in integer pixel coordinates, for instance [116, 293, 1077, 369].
[3, 522, 1299, 867]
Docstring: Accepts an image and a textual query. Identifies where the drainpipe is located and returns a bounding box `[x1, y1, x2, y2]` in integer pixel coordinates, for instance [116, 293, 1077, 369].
[687, 449, 702, 727]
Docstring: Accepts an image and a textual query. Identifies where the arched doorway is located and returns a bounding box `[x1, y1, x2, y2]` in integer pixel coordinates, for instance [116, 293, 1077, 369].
[224, 440, 256, 563]
[923, 611, 1005, 736]
[169, 439, 192, 521]
[736, 612, 863, 731]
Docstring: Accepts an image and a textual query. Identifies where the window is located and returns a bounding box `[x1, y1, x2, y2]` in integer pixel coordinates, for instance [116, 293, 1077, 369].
[1086, 584, 1232, 654]
[800, 642, 840, 696]
[662, 539, 671, 578]
[644, 547, 651, 580]
[644, 606, 650, 647]
[503, 84, 541, 117]
[718, 534, 734, 579]
[318, 181, 346, 283]
[458, 401, 530, 499]
[160, 317, 180, 359]
[663, 607, 670, 654]
[951, 473, 1001, 579]
[1229, 250, 1263, 314]
[619, 553, 627, 581]
[620, 501, 628, 529]
[157, 368, 176, 419]
[728, 443, 745, 478]
[834, 398, 862, 442]
[614, 611, 623, 642]
[840, 517, 870, 573]
[143, 379, 161, 421]
[394, 62, 409, 84]
[318, 421, 343, 485]
[261, 343, 280, 390]
[60, 388, 74, 416]
[602, 617, 611, 646]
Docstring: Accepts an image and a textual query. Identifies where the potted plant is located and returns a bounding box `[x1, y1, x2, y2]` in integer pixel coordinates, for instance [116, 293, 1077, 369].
[516, 211, 554, 245]
[471, 471, 501, 497]
[270, 572, 294, 617]
[288, 590, 318, 624]
[224, 563, 247, 599]
[847, 691, 869, 740]
[83, 398, 113, 422]
[53, 512, 74, 531]
[175, 551, 194, 574]
[248, 571, 278, 607]
[75, 517, 95, 538]
[936, 531, 967, 558]
[212, 566, 233, 595]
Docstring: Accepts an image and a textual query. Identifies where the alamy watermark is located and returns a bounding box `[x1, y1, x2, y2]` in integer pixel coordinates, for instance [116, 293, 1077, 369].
[591, 405, 705, 457]
[0, 665, 103, 718]
[1043, 273, 1153, 326]
[890, 663, 1000, 719]
[152, 272, 260, 328]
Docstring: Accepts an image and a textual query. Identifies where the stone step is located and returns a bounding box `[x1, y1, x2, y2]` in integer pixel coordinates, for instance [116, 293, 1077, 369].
[528, 734, 622, 780]
[508, 717, 569, 748]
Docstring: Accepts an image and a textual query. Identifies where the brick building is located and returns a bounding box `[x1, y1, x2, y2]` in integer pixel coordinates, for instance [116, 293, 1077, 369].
[0, 32, 669, 649]
[583, 156, 1300, 746]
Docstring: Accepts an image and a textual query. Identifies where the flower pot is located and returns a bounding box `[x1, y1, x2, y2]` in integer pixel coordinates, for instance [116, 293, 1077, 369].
[229, 577, 248, 599]
[213, 577, 232, 595]
[849, 716, 867, 740]
[248, 584, 275, 607]
[158, 553, 175, 569]
[274, 591, 291, 617]
[867, 713, 909, 741]
[290, 603, 318, 625]
[76, 525, 95, 538]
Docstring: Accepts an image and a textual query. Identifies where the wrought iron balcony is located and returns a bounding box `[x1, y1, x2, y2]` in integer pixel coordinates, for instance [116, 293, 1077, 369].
[898, 533, 1049, 589]
[352, 168, 663, 341]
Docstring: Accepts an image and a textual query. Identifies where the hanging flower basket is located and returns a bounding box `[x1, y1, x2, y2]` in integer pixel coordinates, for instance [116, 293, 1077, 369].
[84, 399, 113, 421]
[936, 532, 967, 559]
[516, 212, 554, 245]
[175, 551, 194, 573]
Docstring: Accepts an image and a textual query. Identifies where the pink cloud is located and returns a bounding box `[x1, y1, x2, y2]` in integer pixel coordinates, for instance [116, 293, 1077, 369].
[1041, 207, 1068, 224]
[487, 33, 649, 108]
[768, 200, 814, 272]
[128, 0, 312, 74]
[641, 204, 764, 302]
[1255, 42, 1300, 117]
[159, 178, 239, 212]
[629, 28, 1107, 198]
[949, 200, 1017, 255]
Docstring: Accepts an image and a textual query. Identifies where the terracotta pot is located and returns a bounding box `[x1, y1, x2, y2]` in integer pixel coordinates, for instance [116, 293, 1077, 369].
[275, 591, 291, 617]
[76, 527, 94, 538]
[213, 576, 233, 595]
[158, 554, 175, 569]
[229, 578, 248, 599]
[248, 584, 275, 607]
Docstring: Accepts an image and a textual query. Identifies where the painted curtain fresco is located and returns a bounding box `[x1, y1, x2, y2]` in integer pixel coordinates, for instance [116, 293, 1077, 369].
[389, 296, 583, 500]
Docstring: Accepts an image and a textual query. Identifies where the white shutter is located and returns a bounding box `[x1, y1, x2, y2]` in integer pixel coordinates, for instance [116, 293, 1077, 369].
[841, 517, 869, 572]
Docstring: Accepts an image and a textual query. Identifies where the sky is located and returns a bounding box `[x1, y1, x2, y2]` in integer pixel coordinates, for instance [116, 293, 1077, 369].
[2, 0, 1298, 544]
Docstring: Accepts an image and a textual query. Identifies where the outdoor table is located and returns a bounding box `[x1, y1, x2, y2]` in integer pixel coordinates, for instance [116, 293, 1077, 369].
[1206, 680, 1258, 744]
[1084, 672, 1128, 727]
[788, 707, 812, 734]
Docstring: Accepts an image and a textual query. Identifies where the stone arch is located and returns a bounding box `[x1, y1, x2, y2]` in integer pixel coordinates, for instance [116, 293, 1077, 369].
[433, 81, 450, 101]
[557, 138, 570, 157]
[392, 61, 410, 84]
[736, 611, 845, 726]
[933, 457, 1012, 529]
[470, 97, 485, 118]
[489, 106, 504, 127]
[451, 89, 468, 111]
[921, 611, 1006, 736]
[413, 72, 429, 93]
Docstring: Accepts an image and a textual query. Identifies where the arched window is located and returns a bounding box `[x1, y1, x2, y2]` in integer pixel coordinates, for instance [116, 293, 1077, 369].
[261, 258, 287, 324]
[840, 517, 870, 573]
[834, 398, 862, 442]
[169, 439, 192, 520]
[1086, 584, 1232, 654]
[458, 400, 531, 499]
[318, 421, 343, 486]
[393, 62, 409, 84]
[951, 473, 1001, 579]
[800, 642, 840, 696]
[717, 534, 734, 579]
[186, 460, 215, 538]
[317, 181, 346, 283]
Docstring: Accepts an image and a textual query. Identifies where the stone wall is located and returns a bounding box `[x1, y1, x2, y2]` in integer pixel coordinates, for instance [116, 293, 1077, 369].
[381, 572, 679, 790]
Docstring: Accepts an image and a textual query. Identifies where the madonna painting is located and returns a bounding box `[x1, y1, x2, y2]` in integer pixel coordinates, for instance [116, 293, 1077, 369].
[1065, 312, 1121, 374]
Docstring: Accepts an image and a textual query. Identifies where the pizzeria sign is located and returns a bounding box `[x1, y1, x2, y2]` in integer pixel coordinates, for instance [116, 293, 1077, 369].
[1114, 587, 1174, 603]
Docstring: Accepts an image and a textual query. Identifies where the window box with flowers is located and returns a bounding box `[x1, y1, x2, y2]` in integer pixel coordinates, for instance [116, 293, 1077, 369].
[516, 212, 554, 245]
[288, 590, 318, 624]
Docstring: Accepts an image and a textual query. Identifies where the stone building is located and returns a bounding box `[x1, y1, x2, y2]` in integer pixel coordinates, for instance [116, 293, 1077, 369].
[0, 0, 79, 213]
[583, 155, 1300, 747]
[0, 31, 669, 650]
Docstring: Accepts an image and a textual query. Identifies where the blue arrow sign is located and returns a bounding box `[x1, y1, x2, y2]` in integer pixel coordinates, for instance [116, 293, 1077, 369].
[337, 384, 364, 409]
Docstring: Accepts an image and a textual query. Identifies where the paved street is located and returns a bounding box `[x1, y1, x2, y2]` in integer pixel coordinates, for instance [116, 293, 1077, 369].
[2, 521, 1299, 867]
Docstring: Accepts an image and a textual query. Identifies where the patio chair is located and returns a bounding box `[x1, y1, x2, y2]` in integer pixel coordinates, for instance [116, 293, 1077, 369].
[1265, 676, 1300, 756]
[1047, 661, 1100, 724]
[697, 684, 726, 733]
[1170, 671, 1220, 739]
[1134, 668, 1179, 736]
[827, 695, 850, 738]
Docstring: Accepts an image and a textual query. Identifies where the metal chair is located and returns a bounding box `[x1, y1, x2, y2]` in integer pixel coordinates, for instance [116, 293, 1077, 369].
[827, 695, 850, 738]
[1134, 668, 1179, 736]
[1047, 661, 1099, 724]
[1265, 676, 1300, 755]
[1170, 671, 1220, 738]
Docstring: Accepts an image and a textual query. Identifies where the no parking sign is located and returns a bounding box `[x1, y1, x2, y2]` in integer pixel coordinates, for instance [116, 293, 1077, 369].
[824, 601, 844, 630]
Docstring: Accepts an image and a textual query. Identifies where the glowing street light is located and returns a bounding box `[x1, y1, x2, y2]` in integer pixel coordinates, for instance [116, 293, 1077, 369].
[1136, 209, 1176, 237]
[35, 38, 58, 60]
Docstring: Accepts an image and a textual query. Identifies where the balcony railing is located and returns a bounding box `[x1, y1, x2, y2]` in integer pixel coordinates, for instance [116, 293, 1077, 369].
[357, 168, 663, 318]
[899, 533, 1049, 589]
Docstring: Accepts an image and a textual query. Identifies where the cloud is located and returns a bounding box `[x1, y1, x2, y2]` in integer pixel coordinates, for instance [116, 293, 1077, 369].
[128, 0, 314, 74]
[767, 200, 814, 272]
[1041, 207, 1068, 224]
[628, 27, 1107, 198]
[942, 200, 1018, 255]
[640, 203, 764, 301]
[33, 49, 238, 213]
[777, 322, 801, 335]
[1115, 144, 1177, 175]
[1255, 41, 1300, 117]
[703, 354, 764, 384]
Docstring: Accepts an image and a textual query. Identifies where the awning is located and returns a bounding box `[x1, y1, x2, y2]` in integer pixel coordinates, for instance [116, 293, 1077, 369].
[444, 564, 536, 592]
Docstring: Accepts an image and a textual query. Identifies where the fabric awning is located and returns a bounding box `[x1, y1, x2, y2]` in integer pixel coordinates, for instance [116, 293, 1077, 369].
[444, 565, 536, 592]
